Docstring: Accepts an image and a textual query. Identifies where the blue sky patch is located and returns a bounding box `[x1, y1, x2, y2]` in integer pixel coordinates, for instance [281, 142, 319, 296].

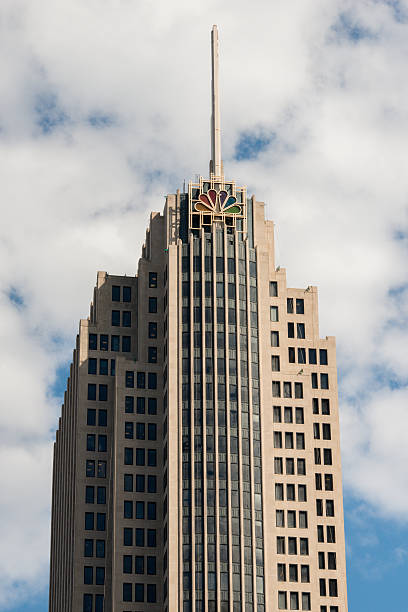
[88, 113, 116, 129]
[331, 12, 378, 43]
[7, 287, 25, 308]
[234, 130, 275, 161]
[35, 94, 68, 134]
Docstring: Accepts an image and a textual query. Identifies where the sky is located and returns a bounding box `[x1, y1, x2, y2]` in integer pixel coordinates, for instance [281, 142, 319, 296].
[0, 0, 407, 610]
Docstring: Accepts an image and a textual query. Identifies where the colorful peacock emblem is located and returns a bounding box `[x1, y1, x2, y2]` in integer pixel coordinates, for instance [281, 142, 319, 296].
[195, 189, 241, 215]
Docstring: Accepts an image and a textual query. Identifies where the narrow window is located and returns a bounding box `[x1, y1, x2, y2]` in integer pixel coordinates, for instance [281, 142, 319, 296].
[149, 272, 158, 288]
[289, 564, 298, 582]
[320, 349, 328, 365]
[98, 385, 108, 401]
[270, 306, 279, 322]
[321, 398, 330, 415]
[148, 297, 157, 313]
[294, 382, 303, 399]
[287, 297, 294, 313]
[270, 281, 278, 297]
[122, 336, 131, 352]
[277, 563, 286, 581]
[298, 347, 306, 364]
[311, 373, 318, 389]
[272, 381, 281, 398]
[89, 334, 97, 350]
[288, 322, 295, 338]
[123, 286, 132, 302]
[296, 298, 304, 314]
[288, 347, 296, 363]
[297, 323, 305, 339]
[111, 310, 120, 326]
[320, 373, 329, 389]
[272, 355, 281, 371]
[271, 331, 280, 347]
[122, 311, 131, 327]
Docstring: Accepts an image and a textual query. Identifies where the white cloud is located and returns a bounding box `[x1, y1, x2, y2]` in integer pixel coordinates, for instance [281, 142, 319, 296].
[0, 0, 407, 607]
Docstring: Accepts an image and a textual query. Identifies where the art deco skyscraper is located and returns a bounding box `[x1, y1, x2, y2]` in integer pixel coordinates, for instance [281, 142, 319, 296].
[49, 25, 348, 612]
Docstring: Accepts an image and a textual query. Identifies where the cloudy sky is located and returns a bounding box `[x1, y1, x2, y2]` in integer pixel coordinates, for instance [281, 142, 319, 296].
[1, 0, 407, 610]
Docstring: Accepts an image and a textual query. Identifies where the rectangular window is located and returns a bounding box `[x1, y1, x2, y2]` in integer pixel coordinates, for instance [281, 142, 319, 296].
[85, 486, 94, 504]
[290, 592, 299, 610]
[288, 347, 296, 363]
[277, 563, 286, 581]
[148, 322, 157, 338]
[320, 349, 328, 365]
[148, 398, 157, 414]
[287, 510, 296, 528]
[89, 334, 97, 350]
[123, 286, 131, 302]
[124, 474, 133, 492]
[298, 485, 307, 502]
[328, 552, 337, 570]
[87, 434, 96, 452]
[270, 281, 278, 296]
[316, 499, 323, 515]
[270, 306, 279, 322]
[148, 423, 157, 440]
[148, 297, 157, 313]
[296, 433, 305, 450]
[283, 382, 292, 398]
[297, 458, 306, 475]
[149, 272, 158, 288]
[125, 371, 134, 388]
[323, 424, 331, 440]
[122, 311, 131, 327]
[272, 381, 281, 398]
[308, 348, 317, 364]
[136, 448, 145, 466]
[124, 422, 134, 439]
[325, 474, 333, 491]
[286, 458, 295, 475]
[278, 591, 287, 610]
[288, 322, 295, 338]
[329, 579, 338, 597]
[148, 372, 157, 389]
[125, 396, 134, 413]
[298, 347, 306, 364]
[88, 358, 97, 375]
[321, 373, 329, 389]
[274, 432, 282, 448]
[324, 448, 332, 465]
[272, 355, 280, 371]
[135, 474, 145, 493]
[100, 334, 108, 351]
[299, 511, 308, 528]
[147, 529, 156, 546]
[110, 359, 115, 376]
[112, 285, 120, 301]
[83, 594, 93, 612]
[312, 398, 319, 414]
[287, 297, 294, 313]
[98, 435, 107, 452]
[111, 310, 120, 326]
[124, 448, 133, 465]
[271, 331, 280, 347]
[84, 566, 93, 585]
[98, 385, 108, 401]
[136, 422, 145, 440]
[110, 335, 119, 351]
[296, 298, 304, 314]
[326, 500, 335, 517]
[294, 382, 303, 399]
[123, 554, 132, 573]
[321, 398, 330, 415]
[87, 409, 96, 426]
[99, 359, 108, 375]
[327, 525, 336, 543]
[122, 336, 131, 352]
[97, 487, 106, 504]
[123, 582, 133, 602]
[297, 323, 305, 338]
[148, 347, 157, 363]
[295, 407, 304, 424]
[299, 538, 309, 555]
[302, 593, 311, 611]
[148, 449, 157, 466]
[273, 406, 282, 423]
[87, 384, 96, 401]
[288, 537, 297, 555]
[274, 458, 283, 474]
[276, 510, 285, 527]
[311, 373, 318, 389]
[285, 432, 294, 449]
[277, 536, 285, 554]
[97, 460, 106, 478]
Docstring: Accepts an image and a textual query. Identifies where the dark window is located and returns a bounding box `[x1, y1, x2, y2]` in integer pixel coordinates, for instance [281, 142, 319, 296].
[295, 382, 303, 399]
[297, 323, 305, 338]
[111, 310, 120, 326]
[148, 398, 157, 415]
[122, 311, 131, 327]
[147, 556, 156, 575]
[100, 334, 109, 351]
[149, 297, 157, 313]
[148, 373, 157, 389]
[148, 423, 157, 440]
[320, 349, 328, 365]
[149, 272, 158, 288]
[137, 372, 146, 388]
[147, 502, 156, 520]
[135, 583, 144, 602]
[123, 286, 131, 302]
[84, 566, 93, 584]
[148, 347, 157, 363]
[85, 512, 94, 530]
[329, 578, 338, 597]
[123, 555, 132, 573]
[136, 397, 145, 414]
[287, 297, 294, 313]
[311, 373, 318, 389]
[86, 460, 95, 477]
[84, 539, 93, 557]
[87, 434, 96, 451]
[147, 529, 156, 547]
[122, 336, 131, 352]
[88, 384, 96, 401]
[95, 567, 105, 586]
[125, 396, 134, 413]
[148, 475, 157, 493]
[87, 409, 96, 426]
[308, 348, 317, 364]
[123, 528, 133, 546]
[96, 513, 106, 530]
[89, 334, 97, 350]
[97, 487, 106, 504]
[270, 281, 278, 297]
[125, 371, 134, 388]
[136, 501, 144, 519]
[148, 449, 157, 466]
[88, 358, 97, 375]
[327, 525, 336, 543]
[110, 359, 115, 376]
[147, 584, 156, 603]
[288, 347, 296, 363]
[112, 285, 120, 301]
[135, 555, 144, 574]
[124, 500, 133, 519]
[136, 448, 145, 466]
[135, 528, 144, 546]
[296, 298, 304, 314]
[323, 424, 331, 440]
[85, 486, 94, 504]
[136, 422, 145, 440]
[322, 398, 330, 415]
[111, 335, 120, 351]
[95, 540, 105, 558]
[125, 422, 134, 439]
[97, 460, 106, 478]
[321, 373, 329, 389]
[124, 474, 133, 492]
[288, 322, 294, 338]
[99, 385, 108, 401]
[123, 583, 133, 602]
[98, 409, 107, 427]
[124, 448, 133, 465]
[149, 322, 157, 338]
[83, 594, 92, 612]
[324, 448, 332, 465]
[99, 359, 108, 375]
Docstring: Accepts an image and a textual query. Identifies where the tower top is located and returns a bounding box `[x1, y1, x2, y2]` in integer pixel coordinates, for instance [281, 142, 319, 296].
[210, 25, 223, 177]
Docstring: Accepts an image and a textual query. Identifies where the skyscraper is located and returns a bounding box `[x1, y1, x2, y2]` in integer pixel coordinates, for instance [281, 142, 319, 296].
[49, 25, 348, 612]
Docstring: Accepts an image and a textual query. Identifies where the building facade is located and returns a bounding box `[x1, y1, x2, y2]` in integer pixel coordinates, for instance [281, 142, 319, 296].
[49, 26, 348, 612]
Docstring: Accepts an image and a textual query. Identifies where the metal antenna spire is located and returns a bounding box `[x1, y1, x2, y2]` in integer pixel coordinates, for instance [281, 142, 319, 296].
[210, 25, 223, 177]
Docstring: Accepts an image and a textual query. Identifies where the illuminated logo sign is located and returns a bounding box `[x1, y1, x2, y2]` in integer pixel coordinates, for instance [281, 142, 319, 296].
[195, 189, 241, 215]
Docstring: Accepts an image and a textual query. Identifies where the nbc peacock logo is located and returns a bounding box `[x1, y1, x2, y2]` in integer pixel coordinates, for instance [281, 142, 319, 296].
[194, 189, 241, 215]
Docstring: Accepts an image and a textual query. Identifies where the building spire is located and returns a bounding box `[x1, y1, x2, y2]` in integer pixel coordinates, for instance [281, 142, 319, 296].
[210, 25, 223, 177]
